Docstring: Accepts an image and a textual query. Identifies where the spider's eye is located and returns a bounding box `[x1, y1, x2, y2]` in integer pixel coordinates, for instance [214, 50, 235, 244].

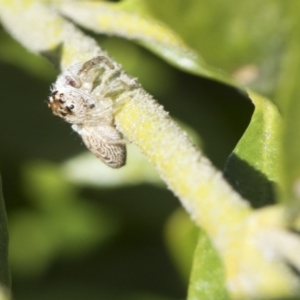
[69, 105, 75, 110]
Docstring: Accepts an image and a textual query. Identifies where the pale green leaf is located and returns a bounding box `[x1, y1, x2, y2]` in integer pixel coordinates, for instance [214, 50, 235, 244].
[187, 230, 229, 300]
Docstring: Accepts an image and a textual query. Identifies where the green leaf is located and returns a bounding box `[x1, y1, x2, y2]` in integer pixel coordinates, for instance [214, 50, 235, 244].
[143, 0, 299, 96]
[0, 175, 10, 289]
[187, 230, 229, 300]
[9, 161, 118, 278]
[224, 91, 282, 207]
[0, 28, 56, 81]
[164, 208, 198, 282]
[273, 11, 300, 215]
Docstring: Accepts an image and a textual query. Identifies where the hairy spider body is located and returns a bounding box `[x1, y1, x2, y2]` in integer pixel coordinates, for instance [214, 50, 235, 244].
[48, 56, 138, 168]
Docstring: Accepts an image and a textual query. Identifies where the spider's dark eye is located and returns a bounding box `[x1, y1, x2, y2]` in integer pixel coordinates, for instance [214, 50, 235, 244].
[66, 104, 75, 113]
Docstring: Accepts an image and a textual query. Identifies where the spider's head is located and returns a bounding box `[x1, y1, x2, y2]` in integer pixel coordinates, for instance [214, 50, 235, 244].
[47, 89, 96, 124]
[48, 90, 75, 119]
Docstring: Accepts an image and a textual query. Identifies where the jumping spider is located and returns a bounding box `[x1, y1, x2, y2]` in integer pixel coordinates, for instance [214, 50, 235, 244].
[48, 56, 138, 168]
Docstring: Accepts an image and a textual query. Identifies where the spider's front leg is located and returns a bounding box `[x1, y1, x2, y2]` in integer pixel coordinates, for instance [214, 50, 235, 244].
[78, 56, 115, 93]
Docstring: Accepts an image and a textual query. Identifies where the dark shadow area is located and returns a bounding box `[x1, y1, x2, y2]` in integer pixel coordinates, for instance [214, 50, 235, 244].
[286, 261, 300, 279]
[224, 153, 276, 208]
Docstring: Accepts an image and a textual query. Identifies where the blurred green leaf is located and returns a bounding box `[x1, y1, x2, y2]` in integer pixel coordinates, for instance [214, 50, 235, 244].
[224, 91, 282, 207]
[9, 210, 58, 277]
[62, 144, 162, 188]
[187, 229, 229, 300]
[22, 161, 76, 210]
[273, 12, 300, 216]
[143, 0, 299, 96]
[0, 175, 10, 288]
[55, 0, 237, 86]
[0, 285, 10, 300]
[9, 161, 118, 278]
[164, 208, 198, 282]
[15, 286, 176, 300]
[0, 27, 56, 81]
[127, 294, 175, 300]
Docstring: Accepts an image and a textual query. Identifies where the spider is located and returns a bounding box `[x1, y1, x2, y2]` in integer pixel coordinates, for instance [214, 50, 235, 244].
[48, 56, 138, 168]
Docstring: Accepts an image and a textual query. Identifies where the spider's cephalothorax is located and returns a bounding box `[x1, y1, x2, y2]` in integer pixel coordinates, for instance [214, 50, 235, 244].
[48, 88, 96, 124]
[48, 56, 139, 168]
